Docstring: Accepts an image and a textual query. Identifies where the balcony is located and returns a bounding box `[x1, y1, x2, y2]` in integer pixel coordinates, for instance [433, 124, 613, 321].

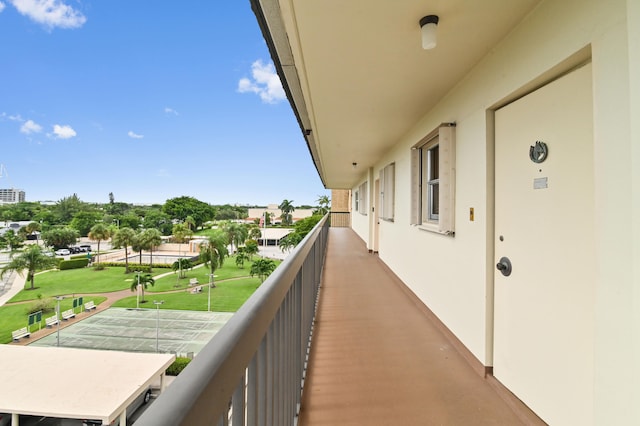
[137, 217, 542, 425]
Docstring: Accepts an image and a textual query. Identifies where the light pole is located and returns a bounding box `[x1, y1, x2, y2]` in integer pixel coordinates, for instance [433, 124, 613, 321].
[153, 300, 164, 353]
[54, 296, 64, 347]
[135, 271, 141, 309]
[207, 274, 217, 312]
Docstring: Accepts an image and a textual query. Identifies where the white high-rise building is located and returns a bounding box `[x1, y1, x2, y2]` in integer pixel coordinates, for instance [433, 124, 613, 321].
[0, 188, 25, 204]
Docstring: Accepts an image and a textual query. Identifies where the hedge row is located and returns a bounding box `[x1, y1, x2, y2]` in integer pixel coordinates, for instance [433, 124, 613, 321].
[92, 262, 173, 272]
[166, 357, 192, 376]
[59, 258, 89, 270]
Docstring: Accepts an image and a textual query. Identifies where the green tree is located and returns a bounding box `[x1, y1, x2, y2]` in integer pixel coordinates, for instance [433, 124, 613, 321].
[315, 194, 331, 216]
[70, 211, 102, 236]
[247, 225, 261, 241]
[130, 273, 155, 303]
[278, 199, 295, 225]
[130, 231, 144, 265]
[278, 215, 323, 252]
[223, 222, 248, 254]
[88, 223, 111, 263]
[250, 258, 277, 282]
[52, 194, 87, 223]
[140, 228, 162, 270]
[278, 233, 302, 253]
[235, 247, 250, 269]
[199, 230, 228, 281]
[24, 221, 42, 236]
[41, 227, 79, 249]
[143, 210, 173, 235]
[244, 239, 259, 260]
[184, 215, 196, 231]
[111, 227, 137, 273]
[0, 229, 24, 251]
[1, 245, 57, 290]
[163, 196, 215, 229]
[172, 258, 193, 279]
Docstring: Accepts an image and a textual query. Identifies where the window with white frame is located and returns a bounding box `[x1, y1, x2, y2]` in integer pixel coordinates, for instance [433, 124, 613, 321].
[358, 181, 368, 215]
[354, 190, 359, 212]
[380, 163, 395, 221]
[411, 123, 455, 234]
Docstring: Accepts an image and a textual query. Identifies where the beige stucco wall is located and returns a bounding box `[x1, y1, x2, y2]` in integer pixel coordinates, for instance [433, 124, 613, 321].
[354, 0, 637, 423]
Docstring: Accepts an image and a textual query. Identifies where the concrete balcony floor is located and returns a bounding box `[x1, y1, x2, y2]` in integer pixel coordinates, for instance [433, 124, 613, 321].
[299, 228, 544, 426]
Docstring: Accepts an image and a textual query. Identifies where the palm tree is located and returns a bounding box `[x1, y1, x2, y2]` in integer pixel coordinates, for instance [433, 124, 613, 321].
[88, 223, 111, 263]
[199, 230, 228, 284]
[278, 199, 295, 225]
[247, 225, 261, 241]
[184, 216, 196, 232]
[235, 247, 250, 269]
[131, 231, 144, 265]
[172, 223, 193, 282]
[315, 194, 331, 216]
[130, 273, 155, 303]
[1, 245, 57, 290]
[223, 222, 247, 254]
[25, 222, 42, 244]
[140, 228, 163, 270]
[172, 258, 193, 279]
[111, 227, 136, 273]
[250, 258, 277, 282]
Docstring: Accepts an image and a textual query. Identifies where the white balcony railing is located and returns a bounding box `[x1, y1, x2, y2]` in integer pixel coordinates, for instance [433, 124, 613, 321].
[136, 216, 329, 426]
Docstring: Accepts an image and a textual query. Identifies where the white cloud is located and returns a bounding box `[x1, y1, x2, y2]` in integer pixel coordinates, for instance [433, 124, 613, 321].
[156, 169, 170, 177]
[8, 113, 23, 122]
[128, 130, 144, 139]
[20, 119, 42, 134]
[0, 2, 6, 13]
[52, 124, 76, 139]
[164, 107, 179, 116]
[10, 0, 86, 29]
[237, 60, 286, 104]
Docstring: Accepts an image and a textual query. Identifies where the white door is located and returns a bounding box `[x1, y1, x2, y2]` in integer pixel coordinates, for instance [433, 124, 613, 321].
[494, 63, 595, 426]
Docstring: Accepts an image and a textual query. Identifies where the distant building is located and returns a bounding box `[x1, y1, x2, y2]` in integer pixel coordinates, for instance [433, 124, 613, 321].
[0, 188, 25, 204]
[247, 204, 314, 224]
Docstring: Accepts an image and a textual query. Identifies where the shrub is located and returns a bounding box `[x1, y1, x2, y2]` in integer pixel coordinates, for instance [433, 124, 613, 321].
[166, 357, 192, 376]
[59, 258, 89, 270]
[26, 297, 55, 315]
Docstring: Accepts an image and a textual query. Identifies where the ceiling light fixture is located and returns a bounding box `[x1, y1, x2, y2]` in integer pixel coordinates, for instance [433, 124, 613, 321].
[419, 15, 439, 50]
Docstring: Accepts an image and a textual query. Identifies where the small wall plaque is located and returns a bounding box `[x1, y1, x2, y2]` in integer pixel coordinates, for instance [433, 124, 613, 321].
[534, 177, 548, 189]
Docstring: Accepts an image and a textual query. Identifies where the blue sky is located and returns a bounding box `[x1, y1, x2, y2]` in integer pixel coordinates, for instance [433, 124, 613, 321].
[0, 0, 328, 207]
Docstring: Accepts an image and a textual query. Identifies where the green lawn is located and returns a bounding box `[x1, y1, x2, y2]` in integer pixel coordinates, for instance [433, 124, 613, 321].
[150, 261, 260, 292]
[7, 267, 141, 302]
[112, 276, 262, 312]
[0, 296, 107, 344]
[0, 255, 278, 344]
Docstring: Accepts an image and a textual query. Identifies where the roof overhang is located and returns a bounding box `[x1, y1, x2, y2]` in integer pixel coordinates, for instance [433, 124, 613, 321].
[0, 345, 175, 424]
[251, 0, 541, 189]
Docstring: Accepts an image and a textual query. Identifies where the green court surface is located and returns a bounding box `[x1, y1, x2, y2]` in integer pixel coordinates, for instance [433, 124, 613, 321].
[30, 307, 233, 356]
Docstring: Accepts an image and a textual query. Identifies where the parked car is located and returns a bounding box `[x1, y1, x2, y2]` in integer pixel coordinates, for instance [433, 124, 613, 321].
[54, 249, 70, 256]
[82, 388, 152, 425]
[80, 245, 92, 252]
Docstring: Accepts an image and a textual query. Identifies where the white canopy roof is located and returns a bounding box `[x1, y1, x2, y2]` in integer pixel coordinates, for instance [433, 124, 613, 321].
[0, 345, 175, 424]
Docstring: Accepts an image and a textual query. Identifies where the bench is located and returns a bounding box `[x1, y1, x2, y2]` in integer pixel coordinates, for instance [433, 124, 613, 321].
[62, 309, 75, 320]
[12, 327, 30, 341]
[190, 286, 203, 294]
[45, 315, 59, 328]
[84, 301, 97, 311]
[189, 278, 199, 286]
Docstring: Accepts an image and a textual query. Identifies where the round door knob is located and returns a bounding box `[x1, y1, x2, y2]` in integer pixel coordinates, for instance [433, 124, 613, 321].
[496, 257, 512, 276]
